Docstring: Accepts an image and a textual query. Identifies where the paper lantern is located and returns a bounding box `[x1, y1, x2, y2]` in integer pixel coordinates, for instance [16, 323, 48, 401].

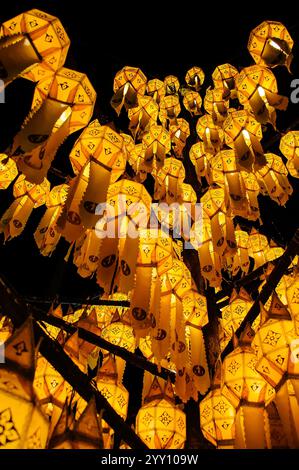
[0, 154, 18, 190]
[0, 174, 49, 241]
[223, 109, 265, 169]
[222, 326, 275, 448]
[136, 377, 186, 449]
[279, 131, 299, 179]
[266, 401, 289, 449]
[185, 66, 205, 91]
[0, 319, 49, 448]
[49, 398, 103, 449]
[200, 366, 236, 448]
[248, 21, 293, 70]
[189, 141, 213, 181]
[253, 295, 299, 447]
[0, 9, 70, 85]
[183, 91, 202, 116]
[101, 312, 136, 353]
[212, 64, 239, 99]
[73, 228, 102, 279]
[128, 143, 148, 181]
[142, 125, 171, 170]
[255, 153, 292, 205]
[227, 226, 250, 277]
[164, 75, 180, 95]
[286, 272, 299, 336]
[128, 96, 159, 139]
[146, 79, 165, 104]
[34, 183, 68, 256]
[111, 66, 147, 115]
[0, 317, 13, 343]
[154, 157, 185, 203]
[236, 65, 288, 126]
[11, 67, 96, 184]
[196, 114, 224, 153]
[247, 228, 270, 270]
[169, 119, 190, 158]
[95, 179, 151, 294]
[159, 95, 181, 126]
[204, 88, 229, 123]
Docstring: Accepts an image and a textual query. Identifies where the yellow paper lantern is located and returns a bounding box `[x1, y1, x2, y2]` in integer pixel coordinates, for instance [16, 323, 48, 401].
[226, 226, 250, 277]
[189, 141, 213, 181]
[185, 66, 205, 91]
[142, 125, 171, 170]
[11, 67, 96, 184]
[236, 65, 288, 126]
[286, 272, 299, 336]
[164, 75, 180, 95]
[34, 183, 68, 256]
[159, 95, 181, 126]
[0, 174, 50, 241]
[154, 157, 185, 203]
[212, 63, 239, 99]
[128, 96, 159, 139]
[248, 21, 293, 70]
[255, 153, 292, 205]
[0, 154, 18, 190]
[183, 91, 202, 116]
[111, 66, 147, 115]
[204, 88, 229, 123]
[0, 9, 70, 85]
[0, 319, 49, 448]
[196, 114, 224, 153]
[169, 118, 190, 158]
[128, 143, 148, 181]
[247, 228, 270, 270]
[279, 131, 299, 179]
[146, 79, 166, 104]
[136, 377, 186, 449]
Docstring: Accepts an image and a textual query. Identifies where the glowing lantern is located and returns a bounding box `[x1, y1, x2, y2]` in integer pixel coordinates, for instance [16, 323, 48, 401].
[222, 326, 275, 448]
[189, 141, 213, 181]
[212, 64, 239, 99]
[154, 157, 185, 203]
[0, 174, 49, 241]
[200, 366, 236, 448]
[111, 66, 147, 115]
[227, 226, 250, 277]
[183, 91, 202, 116]
[128, 96, 159, 139]
[69, 122, 127, 229]
[142, 125, 171, 170]
[204, 88, 229, 123]
[286, 273, 299, 335]
[266, 401, 289, 449]
[255, 153, 292, 205]
[95, 179, 151, 294]
[49, 398, 103, 449]
[73, 228, 102, 279]
[185, 66, 205, 91]
[236, 65, 288, 126]
[253, 295, 299, 448]
[128, 143, 148, 181]
[0, 319, 49, 448]
[146, 79, 165, 104]
[279, 131, 299, 179]
[0, 9, 70, 85]
[223, 109, 265, 169]
[196, 115, 224, 153]
[11, 67, 96, 184]
[248, 21, 293, 70]
[101, 311, 136, 353]
[0, 154, 18, 190]
[247, 228, 270, 270]
[169, 119, 190, 158]
[164, 75, 180, 95]
[136, 377, 186, 449]
[34, 183, 68, 256]
[159, 95, 181, 126]
[96, 355, 129, 448]
[0, 317, 13, 343]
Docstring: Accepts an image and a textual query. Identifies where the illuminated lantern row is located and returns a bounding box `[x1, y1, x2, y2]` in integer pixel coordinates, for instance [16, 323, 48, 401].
[0, 9, 70, 85]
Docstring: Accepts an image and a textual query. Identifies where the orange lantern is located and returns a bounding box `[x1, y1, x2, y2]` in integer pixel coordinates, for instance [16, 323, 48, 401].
[159, 95, 181, 126]
[154, 157, 185, 203]
[111, 66, 147, 115]
[279, 131, 299, 179]
[169, 119, 190, 158]
[142, 125, 171, 170]
[128, 96, 159, 139]
[185, 66, 205, 91]
[146, 79, 166, 104]
[204, 88, 229, 123]
[196, 114, 224, 153]
[189, 141, 213, 181]
[212, 63, 239, 99]
[164, 75, 180, 95]
[183, 91, 202, 116]
[255, 153, 292, 205]
[0, 154, 18, 190]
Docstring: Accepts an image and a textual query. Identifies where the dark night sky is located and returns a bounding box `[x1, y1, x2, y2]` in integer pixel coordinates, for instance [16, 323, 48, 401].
[0, 1, 299, 302]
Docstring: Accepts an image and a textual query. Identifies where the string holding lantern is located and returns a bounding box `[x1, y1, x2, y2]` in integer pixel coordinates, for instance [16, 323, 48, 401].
[212, 63, 239, 99]
[10, 67, 96, 184]
[185, 66, 205, 91]
[128, 95, 159, 139]
[169, 118, 190, 159]
[0, 9, 70, 86]
[182, 90, 202, 116]
[34, 183, 68, 256]
[0, 174, 50, 241]
[236, 65, 288, 127]
[136, 377, 186, 449]
[0, 154, 18, 190]
[255, 153, 293, 206]
[146, 79, 166, 104]
[222, 325, 275, 448]
[142, 124, 171, 171]
[196, 114, 224, 153]
[203, 88, 229, 124]
[253, 294, 299, 448]
[111, 66, 147, 116]
[279, 131, 299, 179]
[0, 318, 49, 448]
[248, 21, 293, 70]
[164, 75, 180, 95]
[223, 109, 265, 170]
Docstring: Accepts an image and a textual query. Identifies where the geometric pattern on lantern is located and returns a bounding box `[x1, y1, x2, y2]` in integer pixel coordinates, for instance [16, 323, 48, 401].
[0, 408, 20, 447]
